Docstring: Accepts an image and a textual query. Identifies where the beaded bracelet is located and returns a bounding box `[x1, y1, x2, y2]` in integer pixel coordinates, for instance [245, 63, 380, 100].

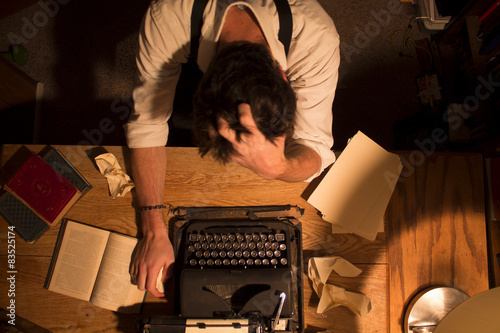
[138, 205, 166, 212]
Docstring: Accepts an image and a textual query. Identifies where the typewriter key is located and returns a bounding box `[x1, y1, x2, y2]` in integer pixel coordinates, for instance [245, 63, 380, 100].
[189, 259, 197, 266]
[227, 250, 234, 258]
[219, 251, 226, 258]
[211, 251, 218, 258]
[255, 259, 262, 265]
[276, 233, 285, 241]
[266, 250, 273, 257]
[243, 251, 250, 258]
[209, 243, 217, 250]
[231, 259, 238, 265]
[246, 259, 254, 265]
[203, 251, 210, 258]
[188, 245, 195, 252]
[228, 234, 236, 242]
[274, 250, 281, 257]
[214, 235, 221, 242]
[215, 259, 222, 265]
[199, 259, 206, 266]
[223, 259, 230, 265]
[258, 250, 265, 257]
[251, 250, 258, 257]
[195, 251, 202, 258]
[270, 258, 278, 265]
[235, 251, 242, 258]
[202, 243, 209, 250]
[205, 235, 213, 242]
[279, 243, 287, 251]
[280, 258, 288, 265]
[207, 259, 214, 266]
[239, 259, 246, 265]
[217, 243, 224, 250]
[262, 259, 270, 265]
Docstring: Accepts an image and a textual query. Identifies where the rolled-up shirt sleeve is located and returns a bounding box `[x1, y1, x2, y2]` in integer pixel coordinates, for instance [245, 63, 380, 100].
[287, 4, 340, 180]
[124, 2, 191, 148]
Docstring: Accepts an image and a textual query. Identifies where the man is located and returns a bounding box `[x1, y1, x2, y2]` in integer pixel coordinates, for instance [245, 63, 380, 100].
[125, 0, 340, 297]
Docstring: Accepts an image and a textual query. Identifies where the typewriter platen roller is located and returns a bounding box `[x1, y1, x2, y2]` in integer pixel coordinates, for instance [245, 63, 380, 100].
[137, 205, 304, 333]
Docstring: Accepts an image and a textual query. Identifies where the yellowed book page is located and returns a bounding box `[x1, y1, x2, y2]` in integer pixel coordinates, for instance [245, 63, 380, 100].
[48, 221, 109, 301]
[90, 233, 145, 313]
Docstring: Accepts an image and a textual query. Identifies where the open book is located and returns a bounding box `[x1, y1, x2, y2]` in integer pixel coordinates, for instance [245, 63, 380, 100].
[44, 220, 145, 313]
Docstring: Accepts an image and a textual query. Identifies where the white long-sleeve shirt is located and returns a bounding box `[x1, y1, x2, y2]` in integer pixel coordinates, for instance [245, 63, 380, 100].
[124, 0, 340, 178]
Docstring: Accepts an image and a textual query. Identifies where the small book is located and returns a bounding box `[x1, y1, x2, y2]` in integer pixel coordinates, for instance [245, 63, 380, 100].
[4, 152, 81, 227]
[0, 148, 92, 243]
[43, 147, 92, 196]
[0, 191, 49, 243]
[44, 220, 146, 313]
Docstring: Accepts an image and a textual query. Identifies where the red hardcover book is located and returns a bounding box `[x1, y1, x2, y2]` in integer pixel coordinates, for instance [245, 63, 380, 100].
[4, 153, 81, 226]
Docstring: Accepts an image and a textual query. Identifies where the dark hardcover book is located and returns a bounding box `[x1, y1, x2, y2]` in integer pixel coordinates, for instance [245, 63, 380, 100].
[43, 148, 92, 195]
[4, 153, 81, 226]
[0, 191, 49, 243]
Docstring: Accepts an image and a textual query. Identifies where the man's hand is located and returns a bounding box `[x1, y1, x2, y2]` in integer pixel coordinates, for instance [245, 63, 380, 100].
[217, 103, 288, 179]
[217, 103, 322, 182]
[130, 220, 174, 298]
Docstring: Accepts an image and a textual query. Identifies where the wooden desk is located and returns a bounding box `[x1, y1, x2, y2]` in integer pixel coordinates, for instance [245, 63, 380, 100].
[0, 145, 489, 332]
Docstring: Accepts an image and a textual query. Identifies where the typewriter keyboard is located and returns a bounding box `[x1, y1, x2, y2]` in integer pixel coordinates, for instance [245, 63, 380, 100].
[185, 231, 289, 269]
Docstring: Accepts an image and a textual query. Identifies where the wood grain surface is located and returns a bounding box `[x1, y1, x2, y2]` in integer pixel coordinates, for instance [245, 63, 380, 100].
[0, 145, 489, 333]
[386, 153, 489, 333]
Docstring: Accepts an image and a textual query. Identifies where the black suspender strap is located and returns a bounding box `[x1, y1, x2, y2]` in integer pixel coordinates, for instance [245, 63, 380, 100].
[190, 0, 209, 59]
[273, 0, 293, 56]
[189, 0, 293, 59]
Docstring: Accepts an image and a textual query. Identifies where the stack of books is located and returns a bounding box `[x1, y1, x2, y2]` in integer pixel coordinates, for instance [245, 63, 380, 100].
[0, 148, 92, 243]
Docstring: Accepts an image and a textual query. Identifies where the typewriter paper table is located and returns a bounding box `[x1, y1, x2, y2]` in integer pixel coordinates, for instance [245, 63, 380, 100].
[0, 145, 489, 332]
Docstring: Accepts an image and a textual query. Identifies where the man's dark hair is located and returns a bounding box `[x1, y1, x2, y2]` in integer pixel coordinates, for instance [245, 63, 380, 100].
[192, 41, 296, 163]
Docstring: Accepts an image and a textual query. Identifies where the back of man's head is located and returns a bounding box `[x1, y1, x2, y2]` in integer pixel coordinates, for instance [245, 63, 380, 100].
[193, 41, 296, 163]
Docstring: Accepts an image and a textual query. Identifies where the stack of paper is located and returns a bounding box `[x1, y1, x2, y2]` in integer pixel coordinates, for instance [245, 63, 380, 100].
[307, 131, 402, 241]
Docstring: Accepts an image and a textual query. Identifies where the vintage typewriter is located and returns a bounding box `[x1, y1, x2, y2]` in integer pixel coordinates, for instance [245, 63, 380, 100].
[138, 205, 304, 333]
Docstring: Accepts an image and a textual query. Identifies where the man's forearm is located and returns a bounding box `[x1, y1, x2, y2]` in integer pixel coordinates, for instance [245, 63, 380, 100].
[130, 146, 167, 233]
[278, 143, 322, 182]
